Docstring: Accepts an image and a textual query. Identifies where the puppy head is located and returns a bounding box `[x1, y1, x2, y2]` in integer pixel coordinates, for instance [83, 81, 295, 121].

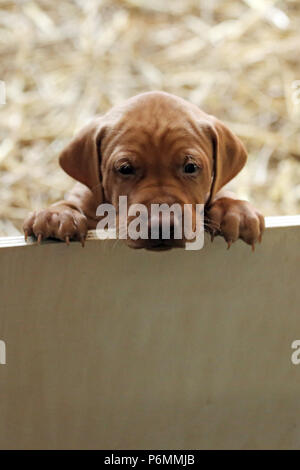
[59, 92, 247, 250]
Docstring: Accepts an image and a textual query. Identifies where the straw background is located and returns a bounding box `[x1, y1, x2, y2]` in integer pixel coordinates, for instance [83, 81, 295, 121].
[0, 0, 299, 236]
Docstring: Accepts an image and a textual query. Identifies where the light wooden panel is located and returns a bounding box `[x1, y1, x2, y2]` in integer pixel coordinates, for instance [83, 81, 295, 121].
[0, 216, 300, 449]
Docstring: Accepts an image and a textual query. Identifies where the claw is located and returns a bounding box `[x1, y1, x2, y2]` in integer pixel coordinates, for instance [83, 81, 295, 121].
[258, 234, 262, 243]
[227, 240, 232, 250]
[211, 232, 215, 243]
[80, 235, 85, 248]
[24, 230, 28, 242]
[37, 233, 43, 245]
[65, 235, 70, 246]
[252, 242, 255, 252]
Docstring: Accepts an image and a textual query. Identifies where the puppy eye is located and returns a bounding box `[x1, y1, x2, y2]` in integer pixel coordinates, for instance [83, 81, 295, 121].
[118, 163, 135, 176]
[183, 162, 198, 174]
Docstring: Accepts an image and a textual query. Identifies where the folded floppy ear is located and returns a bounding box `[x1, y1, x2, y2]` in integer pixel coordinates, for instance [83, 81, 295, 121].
[207, 117, 247, 205]
[59, 118, 105, 203]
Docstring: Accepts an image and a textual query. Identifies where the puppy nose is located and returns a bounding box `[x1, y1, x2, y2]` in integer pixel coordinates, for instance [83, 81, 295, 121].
[148, 214, 177, 240]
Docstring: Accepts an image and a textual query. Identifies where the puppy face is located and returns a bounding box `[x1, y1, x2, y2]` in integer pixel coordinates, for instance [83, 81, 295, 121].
[59, 92, 247, 250]
[101, 110, 213, 248]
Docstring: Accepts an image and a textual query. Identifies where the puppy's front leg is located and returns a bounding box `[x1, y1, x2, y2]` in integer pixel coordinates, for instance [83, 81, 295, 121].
[205, 189, 265, 250]
[23, 183, 99, 245]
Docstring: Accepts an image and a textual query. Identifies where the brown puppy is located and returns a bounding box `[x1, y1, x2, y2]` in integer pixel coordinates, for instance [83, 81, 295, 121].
[23, 91, 264, 250]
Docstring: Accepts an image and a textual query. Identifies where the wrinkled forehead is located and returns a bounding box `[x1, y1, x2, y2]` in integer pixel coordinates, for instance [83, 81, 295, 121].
[104, 107, 213, 162]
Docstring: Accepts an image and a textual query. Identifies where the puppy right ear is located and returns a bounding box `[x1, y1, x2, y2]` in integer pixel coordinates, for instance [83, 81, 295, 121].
[59, 118, 106, 203]
[206, 116, 247, 205]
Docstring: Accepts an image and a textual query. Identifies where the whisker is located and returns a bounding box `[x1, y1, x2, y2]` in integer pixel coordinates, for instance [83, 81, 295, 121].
[204, 217, 221, 231]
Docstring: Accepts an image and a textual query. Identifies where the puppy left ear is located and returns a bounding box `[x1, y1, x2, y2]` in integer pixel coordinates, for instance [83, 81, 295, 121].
[59, 117, 106, 203]
[207, 117, 247, 205]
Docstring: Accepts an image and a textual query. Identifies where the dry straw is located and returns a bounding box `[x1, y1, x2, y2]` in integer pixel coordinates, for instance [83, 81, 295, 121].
[0, 0, 299, 235]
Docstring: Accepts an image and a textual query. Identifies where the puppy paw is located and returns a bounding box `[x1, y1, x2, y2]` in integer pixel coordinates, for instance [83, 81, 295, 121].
[23, 206, 88, 246]
[206, 198, 265, 250]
